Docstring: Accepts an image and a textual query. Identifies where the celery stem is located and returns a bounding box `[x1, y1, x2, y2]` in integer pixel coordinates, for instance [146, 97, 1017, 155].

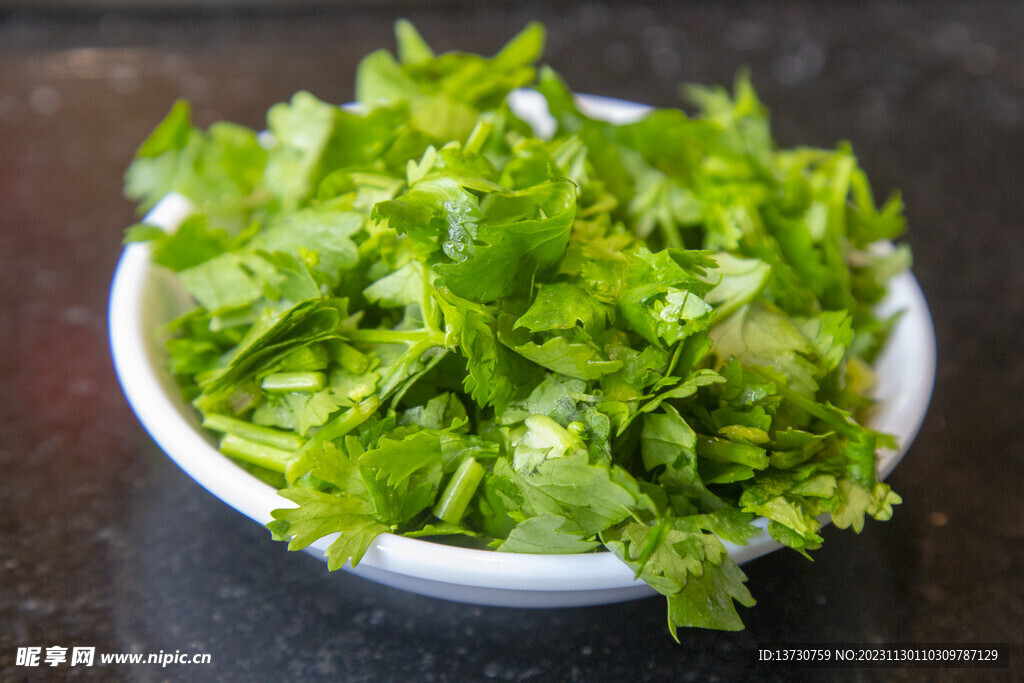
[433, 457, 485, 524]
[203, 413, 306, 451]
[346, 328, 441, 345]
[261, 371, 326, 393]
[219, 434, 297, 473]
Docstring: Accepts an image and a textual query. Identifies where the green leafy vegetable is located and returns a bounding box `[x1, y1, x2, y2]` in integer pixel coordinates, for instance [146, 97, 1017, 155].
[124, 20, 910, 637]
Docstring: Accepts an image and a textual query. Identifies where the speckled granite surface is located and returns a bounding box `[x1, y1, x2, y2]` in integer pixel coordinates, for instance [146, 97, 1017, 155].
[2, 3, 1022, 680]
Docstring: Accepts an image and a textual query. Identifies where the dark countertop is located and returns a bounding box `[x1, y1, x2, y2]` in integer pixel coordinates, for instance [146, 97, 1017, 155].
[2, 2, 1022, 680]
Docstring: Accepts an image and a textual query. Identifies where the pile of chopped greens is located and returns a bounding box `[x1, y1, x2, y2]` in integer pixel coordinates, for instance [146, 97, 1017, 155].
[124, 21, 910, 635]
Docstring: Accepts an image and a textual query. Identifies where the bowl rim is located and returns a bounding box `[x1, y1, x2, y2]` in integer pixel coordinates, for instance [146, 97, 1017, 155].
[108, 93, 937, 594]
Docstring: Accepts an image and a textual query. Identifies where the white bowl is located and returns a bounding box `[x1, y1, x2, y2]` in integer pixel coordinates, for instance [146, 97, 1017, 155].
[109, 94, 936, 608]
